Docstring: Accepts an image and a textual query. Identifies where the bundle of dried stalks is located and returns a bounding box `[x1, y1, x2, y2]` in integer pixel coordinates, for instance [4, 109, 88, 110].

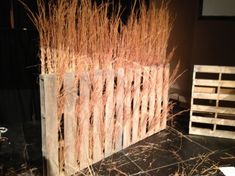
[22, 0, 173, 74]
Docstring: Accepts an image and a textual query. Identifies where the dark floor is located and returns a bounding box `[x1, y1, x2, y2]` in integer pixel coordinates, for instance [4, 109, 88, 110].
[1, 110, 235, 176]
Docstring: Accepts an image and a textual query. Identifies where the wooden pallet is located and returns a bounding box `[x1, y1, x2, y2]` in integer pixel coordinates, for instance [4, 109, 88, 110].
[40, 64, 170, 175]
[189, 65, 235, 139]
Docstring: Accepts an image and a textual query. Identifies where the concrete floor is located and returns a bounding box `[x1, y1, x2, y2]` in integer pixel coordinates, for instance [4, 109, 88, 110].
[1, 112, 235, 175]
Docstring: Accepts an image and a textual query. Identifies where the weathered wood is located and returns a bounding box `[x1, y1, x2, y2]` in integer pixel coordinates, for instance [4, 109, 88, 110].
[218, 93, 235, 102]
[64, 73, 78, 175]
[191, 116, 235, 126]
[40, 65, 170, 175]
[79, 72, 91, 170]
[190, 127, 235, 139]
[104, 69, 115, 157]
[190, 65, 235, 139]
[115, 68, 125, 151]
[220, 88, 235, 94]
[92, 70, 104, 163]
[194, 87, 216, 93]
[147, 66, 157, 136]
[132, 68, 141, 143]
[39, 76, 47, 176]
[41, 74, 59, 176]
[189, 66, 197, 135]
[162, 64, 169, 130]
[191, 105, 235, 115]
[140, 67, 150, 138]
[194, 65, 235, 74]
[123, 68, 133, 148]
[192, 92, 235, 101]
[155, 65, 163, 132]
[194, 79, 235, 88]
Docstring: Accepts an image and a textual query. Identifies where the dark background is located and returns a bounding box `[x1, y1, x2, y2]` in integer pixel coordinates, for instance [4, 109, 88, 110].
[0, 0, 39, 124]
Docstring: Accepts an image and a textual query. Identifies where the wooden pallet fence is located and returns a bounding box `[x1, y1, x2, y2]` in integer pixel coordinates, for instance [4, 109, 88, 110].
[189, 65, 235, 139]
[40, 64, 170, 175]
[40, 74, 59, 176]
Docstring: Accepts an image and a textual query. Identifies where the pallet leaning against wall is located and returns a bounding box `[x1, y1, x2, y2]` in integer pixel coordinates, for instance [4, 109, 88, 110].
[189, 65, 235, 139]
[40, 64, 170, 176]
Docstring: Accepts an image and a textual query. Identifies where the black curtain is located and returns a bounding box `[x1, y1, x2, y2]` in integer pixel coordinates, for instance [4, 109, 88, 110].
[0, 29, 40, 124]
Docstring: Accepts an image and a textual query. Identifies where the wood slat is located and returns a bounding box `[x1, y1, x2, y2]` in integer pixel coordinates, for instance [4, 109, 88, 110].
[194, 86, 216, 93]
[162, 64, 169, 130]
[190, 127, 235, 139]
[92, 70, 104, 163]
[220, 88, 235, 94]
[194, 65, 235, 74]
[189, 67, 197, 132]
[193, 92, 235, 101]
[104, 69, 115, 157]
[191, 105, 235, 115]
[191, 116, 235, 126]
[147, 66, 157, 136]
[43, 74, 59, 176]
[123, 68, 133, 148]
[39, 76, 47, 176]
[79, 72, 91, 170]
[194, 79, 235, 88]
[132, 68, 141, 143]
[64, 73, 79, 175]
[192, 92, 217, 100]
[140, 67, 150, 138]
[155, 65, 163, 132]
[115, 68, 125, 151]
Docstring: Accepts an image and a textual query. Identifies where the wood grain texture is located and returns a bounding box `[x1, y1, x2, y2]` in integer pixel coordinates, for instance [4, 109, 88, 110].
[42, 74, 59, 176]
[132, 68, 141, 143]
[140, 67, 150, 138]
[104, 69, 115, 157]
[123, 68, 133, 148]
[115, 68, 125, 151]
[64, 73, 79, 174]
[92, 70, 104, 163]
[148, 66, 157, 136]
[79, 72, 91, 170]
[190, 65, 235, 139]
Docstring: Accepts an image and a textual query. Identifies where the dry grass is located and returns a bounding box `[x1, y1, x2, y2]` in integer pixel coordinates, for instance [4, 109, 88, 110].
[22, 0, 173, 75]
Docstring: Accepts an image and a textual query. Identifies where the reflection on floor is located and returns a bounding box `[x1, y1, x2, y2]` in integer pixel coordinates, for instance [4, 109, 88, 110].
[1, 110, 235, 175]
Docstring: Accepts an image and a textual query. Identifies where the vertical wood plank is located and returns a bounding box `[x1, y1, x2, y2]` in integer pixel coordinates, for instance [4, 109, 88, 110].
[104, 69, 115, 157]
[214, 72, 222, 131]
[162, 64, 170, 130]
[39, 76, 47, 176]
[41, 74, 59, 176]
[115, 68, 125, 151]
[132, 68, 141, 143]
[92, 70, 104, 163]
[64, 73, 79, 175]
[123, 68, 133, 148]
[147, 66, 157, 136]
[155, 65, 163, 133]
[79, 72, 91, 170]
[140, 67, 150, 139]
[189, 67, 196, 133]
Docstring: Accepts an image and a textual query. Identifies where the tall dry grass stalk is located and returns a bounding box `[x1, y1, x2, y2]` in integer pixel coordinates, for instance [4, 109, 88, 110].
[22, 0, 173, 74]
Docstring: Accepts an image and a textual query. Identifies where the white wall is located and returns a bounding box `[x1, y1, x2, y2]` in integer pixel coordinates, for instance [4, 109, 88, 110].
[202, 0, 235, 16]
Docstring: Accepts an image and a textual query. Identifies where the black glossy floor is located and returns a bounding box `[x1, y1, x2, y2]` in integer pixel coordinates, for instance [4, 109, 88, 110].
[1, 111, 235, 176]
